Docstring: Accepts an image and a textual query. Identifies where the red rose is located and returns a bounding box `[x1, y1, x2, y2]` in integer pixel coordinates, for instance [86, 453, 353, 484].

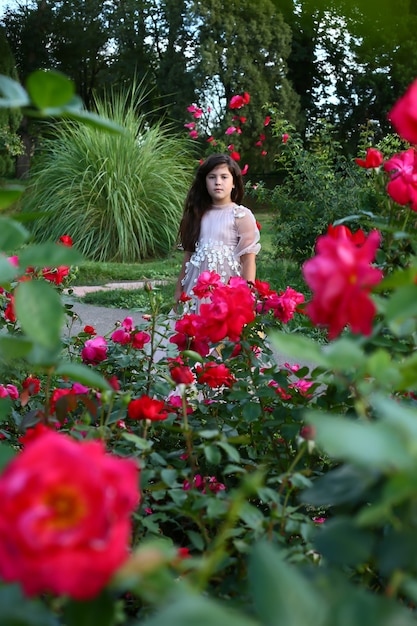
[42, 266, 70, 285]
[170, 365, 195, 385]
[127, 395, 168, 421]
[22, 376, 41, 395]
[327, 224, 366, 246]
[355, 147, 383, 168]
[0, 431, 139, 599]
[196, 362, 235, 388]
[58, 235, 73, 247]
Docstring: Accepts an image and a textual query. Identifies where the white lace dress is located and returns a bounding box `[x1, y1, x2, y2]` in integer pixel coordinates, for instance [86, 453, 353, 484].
[181, 203, 261, 311]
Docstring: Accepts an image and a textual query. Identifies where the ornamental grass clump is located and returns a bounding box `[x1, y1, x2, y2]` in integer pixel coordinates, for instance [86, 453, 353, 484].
[23, 86, 194, 262]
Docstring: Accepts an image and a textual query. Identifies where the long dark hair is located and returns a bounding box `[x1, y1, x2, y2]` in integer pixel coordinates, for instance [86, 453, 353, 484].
[179, 154, 245, 252]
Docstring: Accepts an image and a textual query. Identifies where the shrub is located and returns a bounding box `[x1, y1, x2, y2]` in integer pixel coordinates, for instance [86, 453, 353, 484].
[22, 84, 194, 262]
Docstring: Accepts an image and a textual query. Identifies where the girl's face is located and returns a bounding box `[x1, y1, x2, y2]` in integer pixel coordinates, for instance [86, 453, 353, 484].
[205, 164, 234, 205]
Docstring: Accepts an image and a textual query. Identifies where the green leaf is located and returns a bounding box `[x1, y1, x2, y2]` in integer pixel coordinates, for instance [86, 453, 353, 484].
[141, 590, 259, 626]
[14, 280, 64, 350]
[0, 397, 11, 423]
[239, 502, 265, 530]
[0, 75, 30, 107]
[161, 469, 178, 487]
[385, 285, 417, 336]
[63, 590, 116, 626]
[0, 442, 16, 469]
[204, 444, 222, 465]
[0, 335, 34, 361]
[249, 542, 327, 626]
[322, 338, 365, 371]
[216, 441, 240, 463]
[18, 243, 84, 269]
[0, 217, 29, 251]
[307, 411, 411, 471]
[55, 362, 111, 391]
[269, 331, 329, 368]
[0, 583, 58, 625]
[242, 401, 262, 421]
[397, 352, 417, 390]
[26, 69, 75, 109]
[313, 516, 375, 566]
[365, 349, 401, 387]
[302, 464, 378, 506]
[0, 255, 19, 284]
[0, 185, 24, 210]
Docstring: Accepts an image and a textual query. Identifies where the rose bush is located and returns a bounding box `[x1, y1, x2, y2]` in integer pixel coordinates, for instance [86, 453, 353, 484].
[2, 70, 417, 626]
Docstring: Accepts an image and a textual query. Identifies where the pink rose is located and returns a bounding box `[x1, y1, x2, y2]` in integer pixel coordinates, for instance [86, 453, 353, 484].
[81, 336, 108, 365]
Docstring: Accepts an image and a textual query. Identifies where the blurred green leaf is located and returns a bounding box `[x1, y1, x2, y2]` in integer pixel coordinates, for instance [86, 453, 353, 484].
[0, 583, 59, 625]
[307, 411, 412, 471]
[18, 243, 84, 269]
[0, 442, 16, 470]
[302, 464, 378, 506]
[269, 331, 329, 368]
[63, 590, 116, 626]
[0, 255, 18, 284]
[313, 516, 374, 567]
[0, 185, 24, 210]
[26, 69, 75, 109]
[249, 542, 326, 626]
[0, 335, 34, 361]
[0, 217, 29, 251]
[396, 352, 417, 390]
[0, 75, 30, 107]
[14, 280, 64, 350]
[322, 338, 365, 370]
[385, 285, 417, 336]
[59, 108, 126, 134]
[365, 349, 401, 388]
[141, 590, 259, 626]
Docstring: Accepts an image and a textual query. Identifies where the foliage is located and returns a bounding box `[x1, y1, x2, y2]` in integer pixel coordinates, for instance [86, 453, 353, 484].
[21, 84, 194, 262]
[247, 117, 385, 263]
[4, 67, 417, 626]
[0, 26, 22, 177]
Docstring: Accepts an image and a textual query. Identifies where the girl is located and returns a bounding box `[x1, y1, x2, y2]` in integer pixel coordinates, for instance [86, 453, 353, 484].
[175, 154, 261, 311]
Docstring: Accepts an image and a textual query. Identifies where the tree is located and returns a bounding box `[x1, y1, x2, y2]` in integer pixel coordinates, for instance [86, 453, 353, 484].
[0, 26, 23, 178]
[191, 0, 301, 170]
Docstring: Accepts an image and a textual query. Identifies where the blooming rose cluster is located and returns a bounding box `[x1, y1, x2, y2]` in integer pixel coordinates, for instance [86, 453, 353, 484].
[0, 430, 139, 599]
[111, 316, 151, 349]
[184, 90, 275, 173]
[171, 275, 256, 356]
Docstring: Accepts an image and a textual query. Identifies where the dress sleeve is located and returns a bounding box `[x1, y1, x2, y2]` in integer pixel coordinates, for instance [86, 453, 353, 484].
[233, 206, 261, 259]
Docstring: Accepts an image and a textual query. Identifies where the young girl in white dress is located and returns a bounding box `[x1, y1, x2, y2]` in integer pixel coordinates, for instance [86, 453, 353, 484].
[174, 154, 261, 312]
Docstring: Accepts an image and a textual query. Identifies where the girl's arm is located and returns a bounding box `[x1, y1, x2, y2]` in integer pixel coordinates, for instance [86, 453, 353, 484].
[174, 251, 191, 303]
[240, 252, 256, 283]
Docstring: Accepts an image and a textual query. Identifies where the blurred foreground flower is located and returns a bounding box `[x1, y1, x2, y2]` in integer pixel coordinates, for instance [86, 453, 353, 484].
[303, 230, 383, 338]
[388, 77, 417, 144]
[0, 430, 139, 599]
